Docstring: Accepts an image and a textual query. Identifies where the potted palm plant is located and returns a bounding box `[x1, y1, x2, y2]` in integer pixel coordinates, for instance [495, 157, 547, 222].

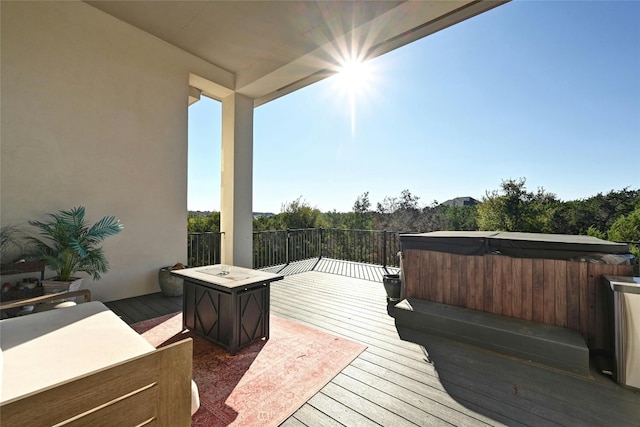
[27, 206, 123, 292]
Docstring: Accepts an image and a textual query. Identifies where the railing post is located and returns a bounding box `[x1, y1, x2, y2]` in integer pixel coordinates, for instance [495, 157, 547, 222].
[383, 230, 388, 269]
[286, 228, 291, 265]
[190, 228, 405, 270]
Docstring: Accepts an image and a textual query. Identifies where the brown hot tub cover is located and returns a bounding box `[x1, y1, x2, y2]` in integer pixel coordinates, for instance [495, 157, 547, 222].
[399, 231, 631, 262]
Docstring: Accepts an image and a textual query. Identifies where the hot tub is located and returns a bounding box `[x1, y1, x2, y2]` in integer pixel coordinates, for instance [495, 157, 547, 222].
[399, 231, 633, 351]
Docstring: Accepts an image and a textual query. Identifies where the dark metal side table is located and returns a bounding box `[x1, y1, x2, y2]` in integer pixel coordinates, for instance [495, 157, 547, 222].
[171, 265, 283, 355]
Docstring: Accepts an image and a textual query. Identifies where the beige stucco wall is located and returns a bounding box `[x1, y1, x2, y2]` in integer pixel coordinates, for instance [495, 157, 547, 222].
[1, 1, 232, 301]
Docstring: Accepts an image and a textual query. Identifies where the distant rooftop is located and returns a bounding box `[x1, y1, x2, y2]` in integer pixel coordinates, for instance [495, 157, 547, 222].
[440, 196, 478, 207]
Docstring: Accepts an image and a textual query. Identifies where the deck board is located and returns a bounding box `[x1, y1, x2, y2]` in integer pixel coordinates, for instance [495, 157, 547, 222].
[287, 403, 343, 427]
[260, 257, 399, 282]
[106, 292, 181, 324]
[105, 261, 640, 427]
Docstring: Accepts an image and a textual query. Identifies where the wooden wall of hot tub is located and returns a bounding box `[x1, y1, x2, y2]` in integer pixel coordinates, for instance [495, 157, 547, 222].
[402, 249, 633, 351]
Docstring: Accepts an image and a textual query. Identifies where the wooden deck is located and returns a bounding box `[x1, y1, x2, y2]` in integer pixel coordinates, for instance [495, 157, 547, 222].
[106, 261, 640, 426]
[260, 257, 400, 282]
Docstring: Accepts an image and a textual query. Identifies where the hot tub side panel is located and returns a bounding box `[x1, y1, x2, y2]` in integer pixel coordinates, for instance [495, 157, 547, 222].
[401, 248, 633, 351]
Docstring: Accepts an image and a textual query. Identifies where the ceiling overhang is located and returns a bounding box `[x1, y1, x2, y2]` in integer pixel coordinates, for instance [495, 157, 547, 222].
[85, 1, 508, 106]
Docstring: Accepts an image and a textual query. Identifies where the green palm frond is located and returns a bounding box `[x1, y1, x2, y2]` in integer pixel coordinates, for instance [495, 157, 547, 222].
[28, 206, 123, 281]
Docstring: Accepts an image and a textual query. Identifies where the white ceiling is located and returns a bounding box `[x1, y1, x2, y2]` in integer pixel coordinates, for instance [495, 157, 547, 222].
[85, 1, 507, 106]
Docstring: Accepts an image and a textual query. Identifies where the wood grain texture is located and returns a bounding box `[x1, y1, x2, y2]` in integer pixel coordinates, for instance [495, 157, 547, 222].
[106, 264, 640, 427]
[543, 259, 556, 325]
[532, 259, 545, 323]
[555, 260, 568, 328]
[0, 339, 193, 427]
[402, 250, 633, 350]
[521, 258, 533, 321]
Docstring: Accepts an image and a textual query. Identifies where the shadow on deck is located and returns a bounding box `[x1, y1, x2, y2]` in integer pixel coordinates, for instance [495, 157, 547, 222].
[260, 257, 400, 282]
[105, 261, 640, 426]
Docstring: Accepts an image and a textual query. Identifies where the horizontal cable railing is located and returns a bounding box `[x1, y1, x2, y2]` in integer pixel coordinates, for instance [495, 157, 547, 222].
[188, 228, 400, 269]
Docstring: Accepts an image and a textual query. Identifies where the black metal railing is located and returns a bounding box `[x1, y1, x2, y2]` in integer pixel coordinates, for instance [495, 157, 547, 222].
[320, 228, 400, 268]
[189, 231, 638, 275]
[187, 232, 223, 267]
[253, 228, 323, 268]
[188, 228, 401, 269]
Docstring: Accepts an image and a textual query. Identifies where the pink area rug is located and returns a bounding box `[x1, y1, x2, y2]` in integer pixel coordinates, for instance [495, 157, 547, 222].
[132, 313, 366, 426]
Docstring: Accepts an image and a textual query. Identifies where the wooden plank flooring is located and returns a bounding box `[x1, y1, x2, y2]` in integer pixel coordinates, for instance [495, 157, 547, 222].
[105, 263, 640, 426]
[105, 290, 182, 325]
[260, 257, 400, 282]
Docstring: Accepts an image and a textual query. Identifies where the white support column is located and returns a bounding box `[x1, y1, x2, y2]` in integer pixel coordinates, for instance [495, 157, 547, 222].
[220, 93, 254, 267]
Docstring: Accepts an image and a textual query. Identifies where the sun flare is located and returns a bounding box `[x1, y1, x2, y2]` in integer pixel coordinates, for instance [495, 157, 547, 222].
[332, 56, 376, 136]
[335, 57, 374, 96]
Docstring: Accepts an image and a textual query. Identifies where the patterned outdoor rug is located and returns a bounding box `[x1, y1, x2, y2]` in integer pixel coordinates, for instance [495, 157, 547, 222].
[131, 312, 366, 426]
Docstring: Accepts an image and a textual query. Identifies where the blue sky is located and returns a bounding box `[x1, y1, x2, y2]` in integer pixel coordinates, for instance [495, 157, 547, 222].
[188, 0, 639, 213]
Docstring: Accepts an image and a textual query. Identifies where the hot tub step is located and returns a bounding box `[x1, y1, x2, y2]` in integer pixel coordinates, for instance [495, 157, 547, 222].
[393, 298, 590, 376]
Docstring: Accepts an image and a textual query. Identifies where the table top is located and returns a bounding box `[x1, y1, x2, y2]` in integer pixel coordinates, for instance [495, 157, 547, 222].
[170, 264, 283, 289]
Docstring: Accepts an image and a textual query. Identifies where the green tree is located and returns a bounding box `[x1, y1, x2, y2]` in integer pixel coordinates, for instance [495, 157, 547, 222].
[322, 210, 348, 229]
[477, 178, 558, 232]
[548, 188, 640, 235]
[351, 192, 373, 229]
[436, 205, 478, 231]
[398, 189, 420, 210]
[253, 214, 276, 232]
[375, 189, 423, 232]
[477, 178, 526, 231]
[607, 207, 640, 242]
[188, 211, 220, 232]
[586, 226, 606, 240]
[528, 187, 561, 233]
[272, 197, 325, 229]
[606, 208, 640, 275]
[587, 188, 640, 234]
